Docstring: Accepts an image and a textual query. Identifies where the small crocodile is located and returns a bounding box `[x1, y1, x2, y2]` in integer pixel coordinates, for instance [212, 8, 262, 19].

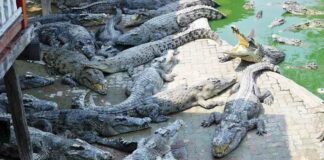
[116, 5, 225, 46]
[219, 25, 285, 64]
[42, 45, 108, 94]
[86, 27, 222, 73]
[96, 8, 123, 43]
[94, 77, 236, 122]
[124, 120, 184, 160]
[268, 18, 285, 28]
[36, 22, 96, 58]
[282, 1, 324, 16]
[0, 72, 54, 93]
[201, 62, 278, 158]
[272, 34, 302, 46]
[0, 93, 58, 114]
[286, 19, 324, 31]
[284, 62, 319, 70]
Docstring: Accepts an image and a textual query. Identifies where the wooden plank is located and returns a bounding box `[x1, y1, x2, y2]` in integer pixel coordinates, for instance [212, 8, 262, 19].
[41, 0, 51, 16]
[16, 0, 28, 28]
[0, 15, 23, 54]
[0, 7, 22, 37]
[4, 65, 33, 160]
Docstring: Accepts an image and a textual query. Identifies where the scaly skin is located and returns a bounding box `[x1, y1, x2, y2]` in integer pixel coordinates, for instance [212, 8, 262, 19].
[124, 120, 184, 160]
[286, 19, 324, 31]
[272, 34, 302, 46]
[42, 46, 108, 94]
[94, 77, 236, 122]
[96, 8, 123, 43]
[0, 72, 54, 93]
[201, 62, 278, 158]
[283, 1, 324, 15]
[36, 22, 96, 58]
[116, 5, 225, 46]
[268, 18, 285, 28]
[86, 27, 222, 73]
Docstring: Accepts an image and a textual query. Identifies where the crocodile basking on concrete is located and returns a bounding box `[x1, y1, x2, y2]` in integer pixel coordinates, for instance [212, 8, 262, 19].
[42, 45, 108, 94]
[36, 22, 96, 58]
[116, 5, 225, 46]
[86, 27, 222, 73]
[94, 77, 235, 122]
[286, 19, 324, 31]
[0, 72, 54, 93]
[272, 34, 302, 46]
[219, 25, 285, 64]
[282, 1, 324, 16]
[124, 120, 184, 160]
[201, 62, 278, 158]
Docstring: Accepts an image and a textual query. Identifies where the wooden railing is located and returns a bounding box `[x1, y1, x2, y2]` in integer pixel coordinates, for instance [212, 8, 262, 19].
[0, 0, 22, 37]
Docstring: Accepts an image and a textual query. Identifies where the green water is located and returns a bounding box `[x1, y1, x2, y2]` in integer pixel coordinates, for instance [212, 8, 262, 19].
[210, 0, 324, 99]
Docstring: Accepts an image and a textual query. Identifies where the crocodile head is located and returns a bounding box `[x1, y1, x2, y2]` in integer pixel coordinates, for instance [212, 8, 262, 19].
[116, 27, 149, 46]
[22, 94, 58, 113]
[78, 69, 108, 95]
[197, 77, 236, 99]
[20, 72, 55, 90]
[76, 40, 96, 58]
[212, 125, 247, 158]
[154, 120, 184, 139]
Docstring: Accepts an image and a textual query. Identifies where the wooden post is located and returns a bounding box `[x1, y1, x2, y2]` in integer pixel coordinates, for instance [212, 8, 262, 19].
[41, 0, 51, 16]
[4, 65, 33, 160]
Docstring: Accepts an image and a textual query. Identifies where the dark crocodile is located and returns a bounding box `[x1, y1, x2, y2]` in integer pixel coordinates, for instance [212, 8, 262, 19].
[286, 19, 324, 31]
[86, 27, 222, 73]
[0, 72, 54, 93]
[124, 120, 184, 160]
[116, 5, 225, 46]
[94, 76, 235, 122]
[201, 62, 278, 158]
[42, 45, 108, 94]
[36, 22, 96, 58]
[282, 1, 324, 15]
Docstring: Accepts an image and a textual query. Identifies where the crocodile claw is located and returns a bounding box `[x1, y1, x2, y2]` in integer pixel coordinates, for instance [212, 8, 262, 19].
[201, 120, 212, 127]
[263, 96, 274, 105]
[256, 130, 267, 136]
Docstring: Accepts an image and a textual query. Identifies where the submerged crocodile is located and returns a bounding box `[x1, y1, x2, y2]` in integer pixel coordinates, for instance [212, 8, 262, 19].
[219, 25, 285, 64]
[0, 126, 113, 160]
[285, 62, 319, 70]
[272, 34, 302, 46]
[286, 19, 324, 31]
[282, 1, 324, 15]
[94, 77, 236, 122]
[36, 22, 96, 58]
[42, 46, 108, 94]
[86, 27, 222, 73]
[124, 120, 184, 160]
[0, 72, 54, 93]
[268, 18, 285, 28]
[116, 5, 225, 46]
[201, 62, 278, 158]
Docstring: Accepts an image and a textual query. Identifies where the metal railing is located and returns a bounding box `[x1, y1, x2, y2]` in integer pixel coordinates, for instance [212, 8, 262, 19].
[0, 0, 22, 37]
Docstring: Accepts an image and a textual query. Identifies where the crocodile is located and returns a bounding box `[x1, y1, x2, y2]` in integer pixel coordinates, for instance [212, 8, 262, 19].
[201, 62, 278, 158]
[86, 27, 222, 73]
[0, 93, 58, 114]
[282, 1, 324, 16]
[272, 34, 302, 46]
[256, 10, 263, 19]
[286, 19, 324, 31]
[94, 76, 236, 122]
[284, 62, 319, 70]
[42, 45, 108, 94]
[36, 22, 96, 58]
[0, 72, 54, 93]
[219, 25, 285, 64]
[0, 126, 113, 160]
[116, 5, 225, 46]
[124, 120, 184, 160]
[243, 1, 254, 10]
[268, 18, 285, 28]
[96, 8, 123, 43]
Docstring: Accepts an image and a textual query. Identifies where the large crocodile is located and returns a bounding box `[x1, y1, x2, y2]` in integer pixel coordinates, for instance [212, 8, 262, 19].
[116, 5, 225, 46]
[272, 34, 302, 46]
[86, 27, 222, 73]
[36, 22, 96, 58]
[94, 77, 236, 122]
[124, 120, 184, 160]
[219, 25, 285, 64]
[201, 62, 278, 158]
[282, 1, 324, 15]
[286, 19, 324, 31]
[42, 45, 108, 94]
[0, 72, 54, 93]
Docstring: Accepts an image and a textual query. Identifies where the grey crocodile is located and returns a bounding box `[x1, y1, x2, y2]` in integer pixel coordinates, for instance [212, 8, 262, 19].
[86, 27, 222, 73]
[272, 34, 302, 46]
[0, 72, 54, 93]
[124, 120, 184, 160]
[0, 93, 57, 114]
[282, 1, 324, 15]
[36, 22, 96, 58]
[268, 18, 285, 28]
[201, 62, 278, 158]
[0, 126, 113, 160]
[95, 76, 236, 122]
[42, 45, 108, 94]
[285, 62, 319, 70]
[116, 5, 225, 46]
[96, 8, 123, 43]
[219, 25, 285, 64]
[286, 19, 324, 31]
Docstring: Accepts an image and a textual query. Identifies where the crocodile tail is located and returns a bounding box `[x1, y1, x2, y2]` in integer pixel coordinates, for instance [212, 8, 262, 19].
[177, 5, 225, 26]
[244, 62, 279, 77]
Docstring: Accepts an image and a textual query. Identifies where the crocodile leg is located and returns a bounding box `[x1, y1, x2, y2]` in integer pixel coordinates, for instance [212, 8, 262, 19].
[218, 54, 233, 63]
[201, 112, 223, 127]
[229, 83, 240, 95]
[254, 87, 274, 105]
[61, 74, 78, 87]
[318, 131, 324, 142]
[196, 95, 224, 109]
[246, 118, 267, 136]
[139, 103, 170, 123]
[157, 69, 176, 82]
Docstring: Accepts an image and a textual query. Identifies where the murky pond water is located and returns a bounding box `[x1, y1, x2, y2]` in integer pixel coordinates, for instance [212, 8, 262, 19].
[210, 0, 324, 99]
